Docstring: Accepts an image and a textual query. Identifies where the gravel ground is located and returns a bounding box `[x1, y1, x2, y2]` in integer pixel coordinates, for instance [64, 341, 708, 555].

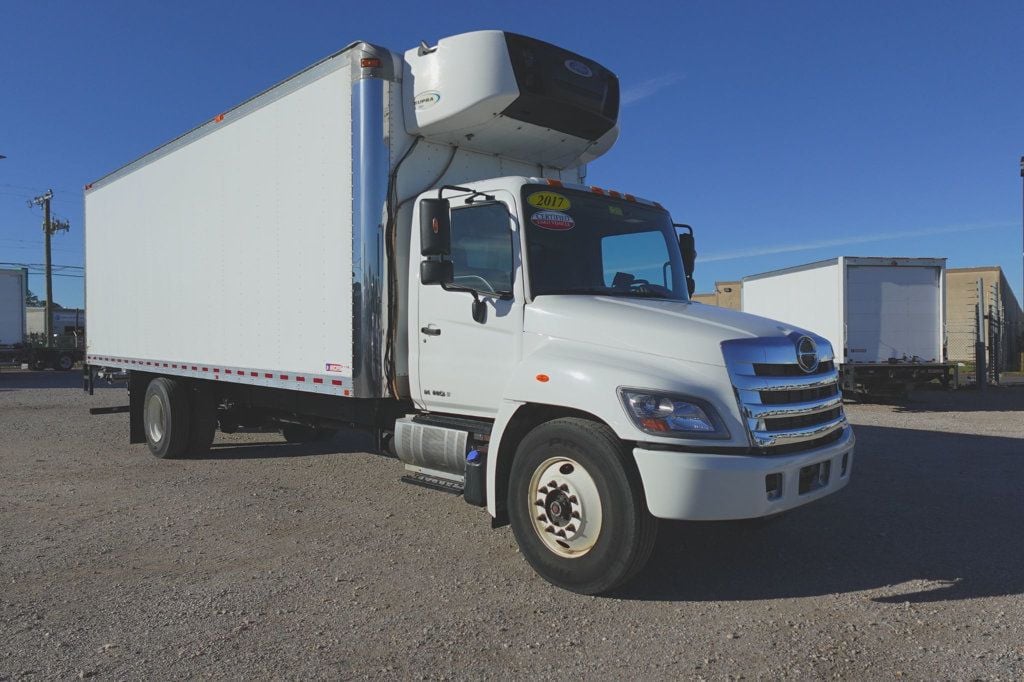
[1, 370, 1023, 679]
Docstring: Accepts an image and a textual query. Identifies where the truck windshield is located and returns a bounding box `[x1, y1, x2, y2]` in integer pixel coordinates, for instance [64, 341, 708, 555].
[520, 184, 688, 300]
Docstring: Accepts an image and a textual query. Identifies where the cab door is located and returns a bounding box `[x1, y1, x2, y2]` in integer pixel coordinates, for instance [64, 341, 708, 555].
[413, 190, 523, 415]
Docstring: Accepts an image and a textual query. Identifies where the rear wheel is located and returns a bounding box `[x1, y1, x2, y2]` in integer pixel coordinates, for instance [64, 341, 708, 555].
[508, 418, 657, 595]
[144, 377, 191, 459]
[54, 353, 74, 371]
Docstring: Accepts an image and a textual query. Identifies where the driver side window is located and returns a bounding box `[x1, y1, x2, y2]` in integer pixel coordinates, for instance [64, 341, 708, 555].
[450, 202, 514, 294]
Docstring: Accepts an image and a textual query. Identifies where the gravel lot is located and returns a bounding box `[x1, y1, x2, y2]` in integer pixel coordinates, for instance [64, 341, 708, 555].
[2, 370, 1023, 679]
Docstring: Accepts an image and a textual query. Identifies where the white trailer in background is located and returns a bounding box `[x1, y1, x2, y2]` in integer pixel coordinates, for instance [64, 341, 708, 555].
[742, 257, 955, 394]
[84, 31, 855, 593]
[0, 267, 27, 347]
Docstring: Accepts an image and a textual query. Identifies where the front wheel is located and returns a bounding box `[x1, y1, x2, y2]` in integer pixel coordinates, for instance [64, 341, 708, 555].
[508, 418, 657, 595]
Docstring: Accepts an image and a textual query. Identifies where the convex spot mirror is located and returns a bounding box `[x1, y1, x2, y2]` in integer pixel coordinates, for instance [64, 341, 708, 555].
[420, 198, 451, 256]
[420, 260, 453, 286]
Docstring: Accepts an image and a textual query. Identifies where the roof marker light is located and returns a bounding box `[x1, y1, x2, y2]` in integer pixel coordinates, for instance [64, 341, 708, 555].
[625, 194, 637, 202]
[545, 178, 563, 187]
[360, 57, 382, 68]
[608, 190, 621, 199]
[214, 114, 225, 123]
[590, 186, 605, 195]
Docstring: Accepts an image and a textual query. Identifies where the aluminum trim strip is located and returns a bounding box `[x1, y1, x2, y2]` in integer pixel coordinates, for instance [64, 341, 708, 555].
[351, 77, 388, 398]
[85, 354, 354, 397]
[744, 394, 843, 419]
[750, 415, 848, 447]
[731, 369, 841, 392]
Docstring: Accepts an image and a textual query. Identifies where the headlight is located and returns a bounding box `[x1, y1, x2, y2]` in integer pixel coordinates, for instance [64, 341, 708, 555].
[619, 389, 729, 439]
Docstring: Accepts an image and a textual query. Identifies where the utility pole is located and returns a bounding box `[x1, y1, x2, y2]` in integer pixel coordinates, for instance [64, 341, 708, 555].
[28, 190, 70, 348]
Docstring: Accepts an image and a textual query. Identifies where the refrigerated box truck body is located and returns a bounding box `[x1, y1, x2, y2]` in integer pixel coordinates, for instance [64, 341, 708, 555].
[742, 257, 955, 393]
[84, 31, 855, 593]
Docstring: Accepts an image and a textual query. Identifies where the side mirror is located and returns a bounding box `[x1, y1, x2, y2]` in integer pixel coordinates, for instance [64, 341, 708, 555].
[420, 260, 453, 286]
[420, 198, 451, 256]
[676, 224, 697, 298]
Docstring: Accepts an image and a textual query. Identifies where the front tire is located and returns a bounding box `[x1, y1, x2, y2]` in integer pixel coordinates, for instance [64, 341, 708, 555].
[508, 418, 657, 595]
[143, 377, 191, 459]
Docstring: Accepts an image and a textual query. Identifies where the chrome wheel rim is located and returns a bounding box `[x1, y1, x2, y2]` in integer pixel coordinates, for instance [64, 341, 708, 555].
[528, 456, 602, 558]
[145, 392, 165, 444]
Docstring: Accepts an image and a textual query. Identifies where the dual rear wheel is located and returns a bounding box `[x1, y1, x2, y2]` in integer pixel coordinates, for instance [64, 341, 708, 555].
[143, 377, 217, 458]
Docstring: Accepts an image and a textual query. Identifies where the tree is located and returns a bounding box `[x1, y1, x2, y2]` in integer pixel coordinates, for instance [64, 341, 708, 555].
[26, 289, 40, 306]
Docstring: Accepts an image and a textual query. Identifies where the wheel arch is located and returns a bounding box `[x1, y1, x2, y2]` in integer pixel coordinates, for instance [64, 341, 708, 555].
[488, 402, 633, 524]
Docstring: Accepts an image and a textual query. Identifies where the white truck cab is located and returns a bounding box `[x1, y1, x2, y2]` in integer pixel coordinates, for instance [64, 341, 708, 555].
[85, 30, 853, 594]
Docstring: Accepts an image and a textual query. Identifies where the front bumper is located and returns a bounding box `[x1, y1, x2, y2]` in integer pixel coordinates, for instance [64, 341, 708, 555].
[633, 426, 855, 520]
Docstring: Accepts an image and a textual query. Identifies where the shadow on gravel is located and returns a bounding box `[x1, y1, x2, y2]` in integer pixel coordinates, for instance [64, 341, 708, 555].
[620, 424, 1024, 604]
[196, 429, 377, 460]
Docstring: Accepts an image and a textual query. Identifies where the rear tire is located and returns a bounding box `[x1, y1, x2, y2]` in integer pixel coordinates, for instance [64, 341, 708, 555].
[143, 377, 191, 459]
[508, 417, 657, 595]
[54, 353, 74, 371]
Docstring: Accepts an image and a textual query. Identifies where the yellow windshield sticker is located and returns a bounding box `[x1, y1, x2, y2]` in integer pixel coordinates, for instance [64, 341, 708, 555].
[527, 191, 571, 211]
[608, 205, 623, 216]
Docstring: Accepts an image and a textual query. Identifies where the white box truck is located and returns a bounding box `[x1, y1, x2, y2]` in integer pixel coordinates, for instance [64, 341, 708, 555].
[742, 257, 955, 395]
[84, 31, 854, 593]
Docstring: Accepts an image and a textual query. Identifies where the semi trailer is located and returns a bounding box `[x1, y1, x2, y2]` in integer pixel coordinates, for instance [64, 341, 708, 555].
[742, 257, 955, 395]
[83, 30, 855, 593]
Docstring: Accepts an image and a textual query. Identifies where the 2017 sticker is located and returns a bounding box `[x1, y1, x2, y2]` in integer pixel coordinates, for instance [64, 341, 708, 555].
[527, 191, 571, 211]
[531, 211, 575, 231]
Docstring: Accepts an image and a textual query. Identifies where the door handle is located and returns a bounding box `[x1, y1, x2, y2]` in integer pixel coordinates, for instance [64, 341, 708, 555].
[420, 326, 441, 336]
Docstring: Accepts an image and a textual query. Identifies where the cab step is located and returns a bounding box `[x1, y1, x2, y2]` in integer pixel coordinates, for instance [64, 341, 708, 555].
[400, 471, 464, 495]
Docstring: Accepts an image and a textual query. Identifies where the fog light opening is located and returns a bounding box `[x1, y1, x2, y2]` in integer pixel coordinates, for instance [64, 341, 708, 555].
[765, 473, 783, 501]
[841, 452, 849, 477]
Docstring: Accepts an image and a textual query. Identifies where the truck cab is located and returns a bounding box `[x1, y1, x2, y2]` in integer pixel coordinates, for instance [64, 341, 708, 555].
[403, 176, 854, 591]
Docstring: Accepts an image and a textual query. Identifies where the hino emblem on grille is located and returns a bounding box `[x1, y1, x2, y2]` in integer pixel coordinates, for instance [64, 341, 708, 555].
[796, 336, 819, 373]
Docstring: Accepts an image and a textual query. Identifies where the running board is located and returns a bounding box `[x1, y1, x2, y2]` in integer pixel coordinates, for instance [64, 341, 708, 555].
[89, 405, 130, 415]
[400, 471, 464, 495]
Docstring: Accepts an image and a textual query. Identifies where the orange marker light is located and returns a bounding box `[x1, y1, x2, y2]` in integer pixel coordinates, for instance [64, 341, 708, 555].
[545, 178, 563, 187]
[535, 374, 550, 383]
[360, 57, 382, 68]
[590, 186, 604, 194]
[214, 113, 225, 123]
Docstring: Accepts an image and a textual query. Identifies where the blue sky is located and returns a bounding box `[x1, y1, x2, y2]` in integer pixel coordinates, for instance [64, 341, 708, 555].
[2, 1, 1021, 309]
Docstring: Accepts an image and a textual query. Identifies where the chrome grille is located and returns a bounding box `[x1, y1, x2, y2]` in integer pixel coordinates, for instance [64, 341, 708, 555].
[722, 335, 847, 450]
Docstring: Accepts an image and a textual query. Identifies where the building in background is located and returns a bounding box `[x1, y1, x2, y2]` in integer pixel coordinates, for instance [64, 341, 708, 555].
[691, 280, 742, 310]
[945, 267, 1022, 370]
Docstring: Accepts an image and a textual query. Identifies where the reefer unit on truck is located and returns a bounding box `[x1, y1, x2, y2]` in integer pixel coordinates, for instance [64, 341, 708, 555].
[742, 257, 955, 393]
[84, 31, 855, 595]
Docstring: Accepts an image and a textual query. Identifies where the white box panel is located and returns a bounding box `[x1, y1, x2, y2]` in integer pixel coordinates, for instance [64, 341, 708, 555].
[86, 65, 353, 383]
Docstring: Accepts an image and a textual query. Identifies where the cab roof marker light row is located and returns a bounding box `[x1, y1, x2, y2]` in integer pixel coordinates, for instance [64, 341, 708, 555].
[539, 177, 660, 209]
